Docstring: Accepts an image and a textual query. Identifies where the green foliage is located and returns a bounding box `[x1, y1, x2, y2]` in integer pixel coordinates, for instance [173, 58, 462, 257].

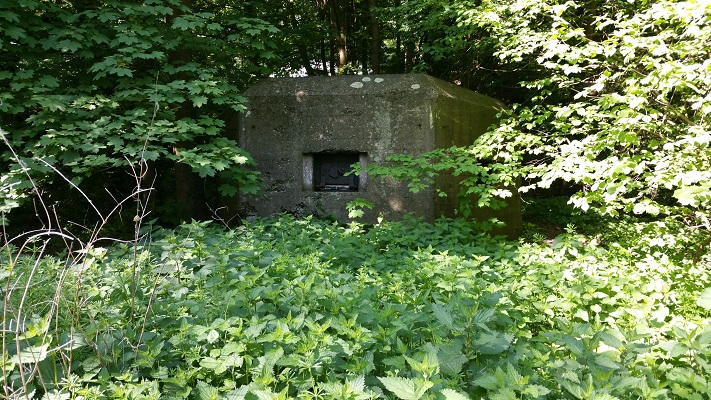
[352, 144, 521, 217]
[469, 0, 710, 222]
[346, 198, 375, 219]
[0, 0, 278, 213]
[361, 0, 711, 237]
[2, 213, 710, 398]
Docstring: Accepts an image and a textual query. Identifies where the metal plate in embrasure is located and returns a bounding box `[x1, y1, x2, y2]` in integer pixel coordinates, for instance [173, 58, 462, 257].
[314, 153, 359, 191]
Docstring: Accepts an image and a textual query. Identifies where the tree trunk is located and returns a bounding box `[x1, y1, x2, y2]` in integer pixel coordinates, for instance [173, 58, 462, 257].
[321, 39, 329, 74]
[173, 156, 207, 222]
[405, 38, 416, 72]
[396, 32, 404, 73]
[367, 0, 380, 74]
[329, 38, 337, 75]
[328, 0, 348, 70]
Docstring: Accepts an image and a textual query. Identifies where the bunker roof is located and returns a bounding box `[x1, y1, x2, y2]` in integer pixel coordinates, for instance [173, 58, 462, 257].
[244, 74, 506, 113]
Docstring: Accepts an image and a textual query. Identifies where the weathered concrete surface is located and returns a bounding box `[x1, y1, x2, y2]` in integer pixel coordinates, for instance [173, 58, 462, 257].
[238, 74, 522, 237]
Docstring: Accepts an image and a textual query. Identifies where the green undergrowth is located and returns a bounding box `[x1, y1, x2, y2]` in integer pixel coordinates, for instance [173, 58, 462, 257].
[2, 213, 710, 399]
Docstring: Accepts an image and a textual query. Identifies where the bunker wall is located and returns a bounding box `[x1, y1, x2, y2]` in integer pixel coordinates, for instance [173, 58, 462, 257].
[238, 75, 521, 237]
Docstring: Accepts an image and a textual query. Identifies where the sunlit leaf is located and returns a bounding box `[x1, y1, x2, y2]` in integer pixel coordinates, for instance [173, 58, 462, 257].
[696, 288, 711, 310]
[440, 388, 470, 400]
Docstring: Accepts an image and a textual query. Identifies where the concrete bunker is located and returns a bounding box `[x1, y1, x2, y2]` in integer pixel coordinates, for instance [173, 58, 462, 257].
[238, 74, 522, 237]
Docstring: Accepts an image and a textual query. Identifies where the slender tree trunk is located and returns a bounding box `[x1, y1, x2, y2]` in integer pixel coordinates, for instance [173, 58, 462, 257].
[329, 38, 337, 75]
[396, 32, 404, 73]
[173, 157, 207, 221]
[321, 39, 329, 74]
[367, 0, 380, 74]
[361, 39, 368, 73]
[327, 0, 348, 70]
[405, 38, 416, 72]
[337, 33, 347, 69]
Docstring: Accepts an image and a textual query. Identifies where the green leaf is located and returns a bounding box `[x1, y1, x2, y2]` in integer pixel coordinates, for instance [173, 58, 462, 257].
[140, 150, 160, 161]
[232, 154, 249, 164]
[473, 332, 513, 355]
[473, 372, 500, 390]
[378, 376, 433, 400]
[0, 12, 20, 23]
[193, 164, 216, 178]
[42, 391, 70, 400]
[5, 26, 26, 40]
[440, 388, 470, 400]
[437, 341, 468, 377]
[597, 330, 624, 349]
[489, 388, 518, 400]
[561, 334, 585, 357]
[593, 353, 620, 370]
[58, 39, 81, 52]
[558, 378, 587, 400]
[522, 385, 551, 397]
[195, 381, 220, 400]
[10, 344, 48, 364]
[199, 357, 222, 370]
[206, 329, 219, 344]
[192, 96, 208, 108]
[219, 184, 239, 197]
[173, 16, 199, 31]
[110, 67, 133, 77]
[432, 303, 455, 330]
[200, 354, 243, 374]
[697, 288, 711, 310]
[505, 363, 527, 387]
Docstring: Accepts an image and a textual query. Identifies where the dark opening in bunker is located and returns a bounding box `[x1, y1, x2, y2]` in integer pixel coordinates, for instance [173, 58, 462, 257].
[314, 153, 359, 192]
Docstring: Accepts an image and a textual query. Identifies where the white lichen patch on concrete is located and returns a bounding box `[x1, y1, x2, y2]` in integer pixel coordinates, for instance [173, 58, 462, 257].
[411, 84, 421, 89]
[374, 78, 384, 83]
[362, 77, 371, 82]
[350, 82, 364, 88]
